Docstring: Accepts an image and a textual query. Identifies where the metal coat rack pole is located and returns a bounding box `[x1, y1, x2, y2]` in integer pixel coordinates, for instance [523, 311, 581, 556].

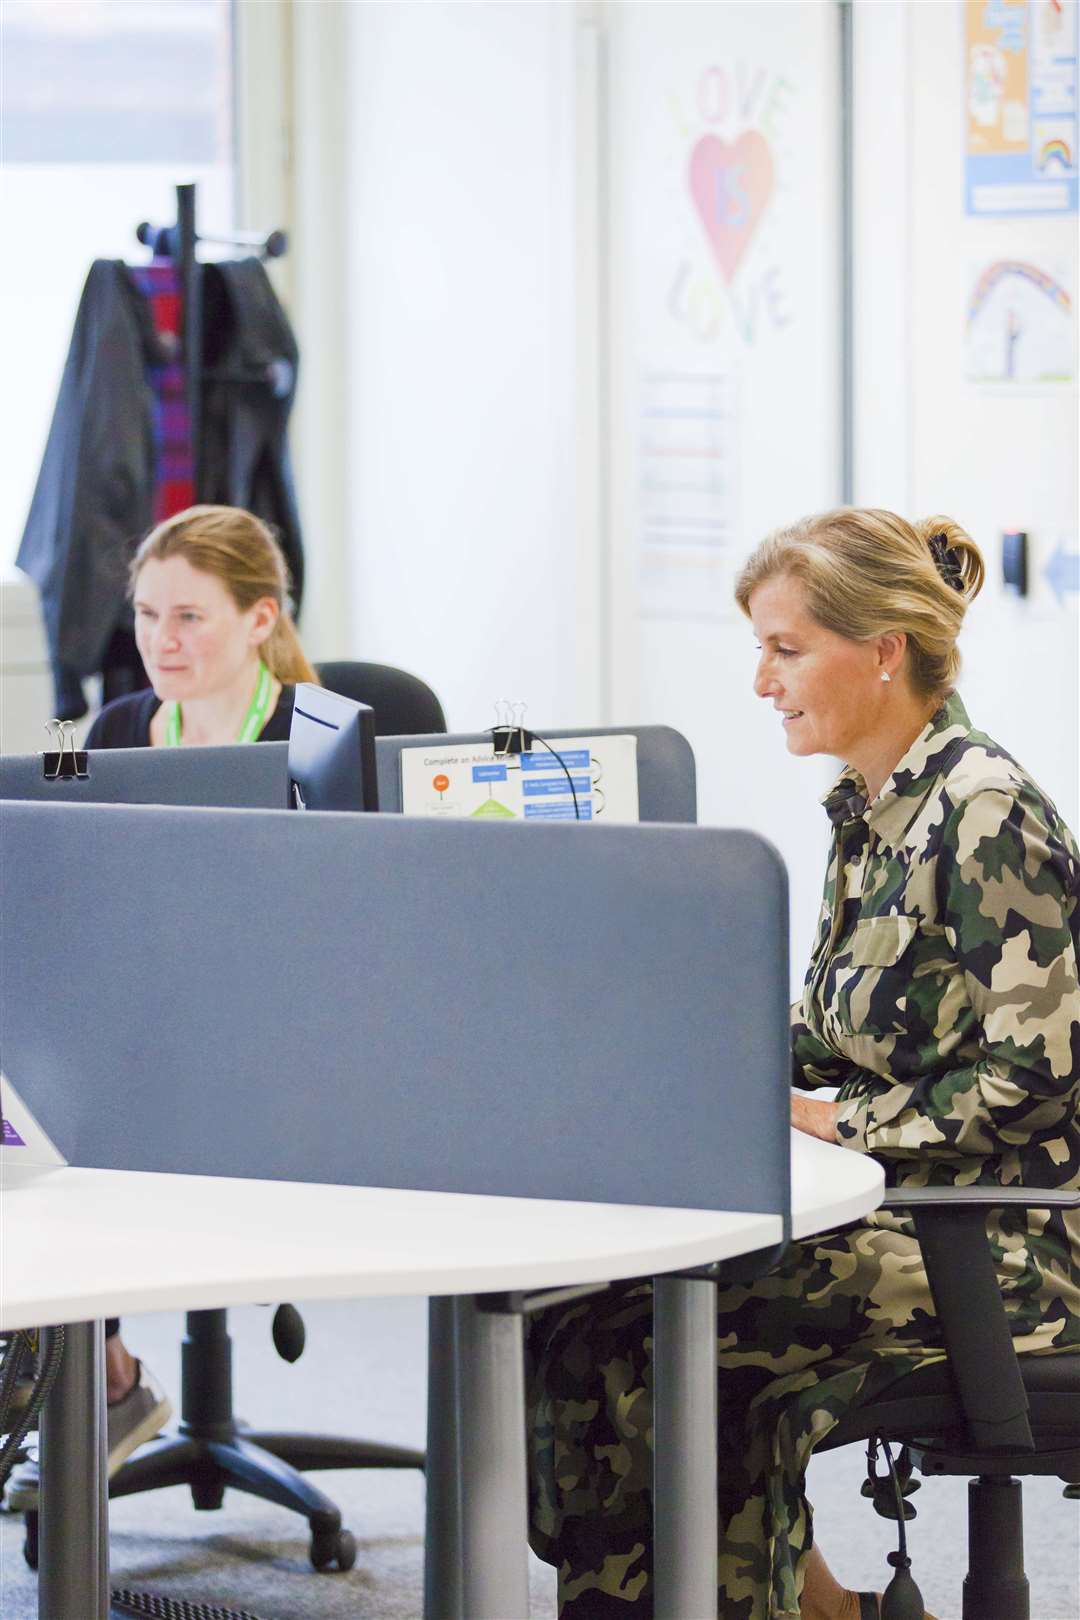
[176, 183, 202, 496]
[135, 182, 288, 502]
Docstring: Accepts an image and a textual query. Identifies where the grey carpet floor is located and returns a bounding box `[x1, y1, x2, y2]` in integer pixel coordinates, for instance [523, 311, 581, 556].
[2, 1298, 1077, 1619]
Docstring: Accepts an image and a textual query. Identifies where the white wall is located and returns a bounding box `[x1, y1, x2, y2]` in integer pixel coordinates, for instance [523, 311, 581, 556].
[602, 1, 844, 987]
[341, 1, 583, 734]
[855, 0, 1079, 829]
[235, 0, 355, 666]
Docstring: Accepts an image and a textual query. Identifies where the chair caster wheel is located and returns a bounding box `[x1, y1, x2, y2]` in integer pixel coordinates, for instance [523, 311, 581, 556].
[310, 1525, 357, 1571]
[23, 1509, 39, 1569]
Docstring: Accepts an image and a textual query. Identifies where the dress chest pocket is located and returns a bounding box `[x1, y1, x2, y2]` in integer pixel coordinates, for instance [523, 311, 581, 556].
[847, 915, 918, 968]
[821, 914, 920, 1053]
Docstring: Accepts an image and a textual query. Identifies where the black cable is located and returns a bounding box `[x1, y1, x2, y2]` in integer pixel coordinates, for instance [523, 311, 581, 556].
[0, 1326, 65, 1489]
[881, 1437, 909, 1561]
[0, 1333, 30, 1435]
[527, 732, 583, 821]
[879, 1437, 926, 1620]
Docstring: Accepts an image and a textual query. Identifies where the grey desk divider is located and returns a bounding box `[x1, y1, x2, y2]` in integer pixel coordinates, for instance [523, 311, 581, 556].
[0, 800, 790, 1225]
[0, 741, 290, 809]
[0, 723, 694, 822]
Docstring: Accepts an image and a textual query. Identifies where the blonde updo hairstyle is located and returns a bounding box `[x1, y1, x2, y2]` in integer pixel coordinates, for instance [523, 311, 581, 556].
[733, 507, 985, 700]
[130, 505, 318, 687]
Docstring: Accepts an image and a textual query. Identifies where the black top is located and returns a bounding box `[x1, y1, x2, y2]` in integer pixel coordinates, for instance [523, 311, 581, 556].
[85, 684, 296, 749]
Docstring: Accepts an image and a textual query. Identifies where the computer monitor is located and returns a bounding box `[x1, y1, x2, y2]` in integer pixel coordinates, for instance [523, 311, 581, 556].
[288, 682, 379, 812]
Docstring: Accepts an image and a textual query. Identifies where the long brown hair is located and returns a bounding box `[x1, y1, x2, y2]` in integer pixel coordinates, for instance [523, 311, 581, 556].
[130, 505, 318, 686]
[733, 508, 985, 699]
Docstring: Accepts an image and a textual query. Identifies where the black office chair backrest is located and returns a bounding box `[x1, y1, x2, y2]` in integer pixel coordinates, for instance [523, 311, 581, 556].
[315, 661, 447, 737]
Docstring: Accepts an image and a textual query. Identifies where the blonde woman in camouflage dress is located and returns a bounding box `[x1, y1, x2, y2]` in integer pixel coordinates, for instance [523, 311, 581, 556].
[525, 509, 1080, 1620]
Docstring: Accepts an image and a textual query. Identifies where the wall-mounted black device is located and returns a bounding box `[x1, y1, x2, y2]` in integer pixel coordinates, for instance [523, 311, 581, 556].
[1002, 530, 1028, 597]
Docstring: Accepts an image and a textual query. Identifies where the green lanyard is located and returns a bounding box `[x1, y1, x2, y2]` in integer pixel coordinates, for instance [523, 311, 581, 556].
[164, 661, 273, 747]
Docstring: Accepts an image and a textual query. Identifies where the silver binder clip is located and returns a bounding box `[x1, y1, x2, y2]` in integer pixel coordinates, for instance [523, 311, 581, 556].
[43, 718, 89, 781]
[491, 700, 531, 758]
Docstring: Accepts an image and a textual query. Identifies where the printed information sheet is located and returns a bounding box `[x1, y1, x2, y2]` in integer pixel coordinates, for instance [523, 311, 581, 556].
[400, 734, 640, 823]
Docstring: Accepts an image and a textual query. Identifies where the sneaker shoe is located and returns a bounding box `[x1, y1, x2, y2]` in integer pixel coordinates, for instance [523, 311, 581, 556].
[2, 1447, 40, 1513]
[106, 1360, 172, 1474]
[1, 1361, 171, 1513]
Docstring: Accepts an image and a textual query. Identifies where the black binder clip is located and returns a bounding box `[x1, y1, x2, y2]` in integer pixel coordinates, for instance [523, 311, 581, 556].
[491, 700, 532, 758]
[43, 718, 89, 781]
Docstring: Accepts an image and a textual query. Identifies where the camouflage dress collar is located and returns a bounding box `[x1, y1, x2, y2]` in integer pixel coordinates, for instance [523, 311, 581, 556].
[820, 690, 972, 848]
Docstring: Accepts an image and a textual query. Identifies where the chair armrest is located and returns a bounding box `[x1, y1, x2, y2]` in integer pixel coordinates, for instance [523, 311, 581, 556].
[875, 1189, 1055, 1454]
[882, 1186, 1079, 1210]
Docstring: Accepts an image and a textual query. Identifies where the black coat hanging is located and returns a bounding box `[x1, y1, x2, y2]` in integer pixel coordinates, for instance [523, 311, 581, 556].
[16, 185, 302, 720]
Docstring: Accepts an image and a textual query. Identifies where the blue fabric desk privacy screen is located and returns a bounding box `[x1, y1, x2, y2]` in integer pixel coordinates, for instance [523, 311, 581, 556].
[0, 724, 696, 822]
[0, 740, 291, 808]
[0, 798, 789, 1225]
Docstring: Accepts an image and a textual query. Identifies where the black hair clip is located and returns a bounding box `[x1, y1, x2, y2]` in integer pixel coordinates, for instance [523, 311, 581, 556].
[928, 531, 964, 593]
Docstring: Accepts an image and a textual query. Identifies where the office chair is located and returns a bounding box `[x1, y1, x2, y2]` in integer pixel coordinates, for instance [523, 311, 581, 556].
[819, 1185, 1080, 1620]
[316, 660, 447, 735]
[22, 662, 446, 1576]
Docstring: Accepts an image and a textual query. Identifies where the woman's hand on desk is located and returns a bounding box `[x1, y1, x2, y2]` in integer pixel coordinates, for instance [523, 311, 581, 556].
[791, 1092, 840, 1144]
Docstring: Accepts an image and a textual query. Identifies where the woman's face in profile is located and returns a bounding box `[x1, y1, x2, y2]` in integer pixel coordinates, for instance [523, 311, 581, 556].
[133, 556, 273, 702]
[748, 573, 884, 763]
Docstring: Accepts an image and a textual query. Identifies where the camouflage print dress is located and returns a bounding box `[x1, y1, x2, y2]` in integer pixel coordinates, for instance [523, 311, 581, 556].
[526, 692, 1080, 1618]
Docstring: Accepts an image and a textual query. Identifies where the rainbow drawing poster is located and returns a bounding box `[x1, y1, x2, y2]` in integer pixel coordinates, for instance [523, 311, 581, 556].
[965, 0, 1078, 215]
[965, 257, 1075, 383]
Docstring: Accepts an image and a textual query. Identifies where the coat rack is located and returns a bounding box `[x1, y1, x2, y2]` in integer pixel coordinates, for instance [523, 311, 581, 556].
[134, 182, 290, 496]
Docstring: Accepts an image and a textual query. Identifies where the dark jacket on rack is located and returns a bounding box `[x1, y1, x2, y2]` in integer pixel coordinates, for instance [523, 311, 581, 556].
[16, 257, 305, 720]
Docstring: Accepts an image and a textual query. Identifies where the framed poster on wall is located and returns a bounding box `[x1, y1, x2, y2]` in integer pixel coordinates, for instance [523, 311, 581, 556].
[964, 0, 1078, 216]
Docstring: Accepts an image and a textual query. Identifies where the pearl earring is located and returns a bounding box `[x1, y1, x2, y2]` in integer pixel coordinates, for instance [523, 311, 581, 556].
[880, 671, 891, 684]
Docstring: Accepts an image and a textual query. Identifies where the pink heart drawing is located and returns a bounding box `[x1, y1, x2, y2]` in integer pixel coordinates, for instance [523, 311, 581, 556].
[688, 131, 774, 284]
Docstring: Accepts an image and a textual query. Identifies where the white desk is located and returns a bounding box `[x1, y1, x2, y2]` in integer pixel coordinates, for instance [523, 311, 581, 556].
[0, 1162, 785, 1329]
[0, 1134, 883, 1620]
[790, 1128, 887, 1237]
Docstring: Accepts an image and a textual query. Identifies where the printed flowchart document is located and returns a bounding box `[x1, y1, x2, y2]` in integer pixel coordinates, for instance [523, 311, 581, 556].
[400, 734, 640, 822]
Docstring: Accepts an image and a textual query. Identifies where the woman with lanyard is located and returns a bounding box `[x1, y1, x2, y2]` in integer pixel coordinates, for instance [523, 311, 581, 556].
[84, 503, 315, 749]
[525, 508, 1079, 1620]
[4, 505, 318, 1515]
